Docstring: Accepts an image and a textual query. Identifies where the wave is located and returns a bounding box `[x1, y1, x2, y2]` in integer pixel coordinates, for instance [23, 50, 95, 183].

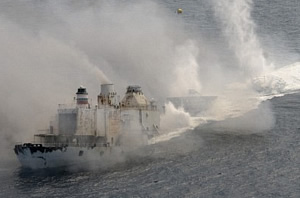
[253, 62, 300, 97]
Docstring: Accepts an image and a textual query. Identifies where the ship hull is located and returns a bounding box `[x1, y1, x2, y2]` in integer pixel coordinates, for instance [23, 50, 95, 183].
[14, 144, 112, 169]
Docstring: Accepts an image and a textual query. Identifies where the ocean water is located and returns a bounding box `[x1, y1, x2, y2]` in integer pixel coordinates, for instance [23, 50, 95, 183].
[1, 0, 300, 197]
[1, 94, 300, 197]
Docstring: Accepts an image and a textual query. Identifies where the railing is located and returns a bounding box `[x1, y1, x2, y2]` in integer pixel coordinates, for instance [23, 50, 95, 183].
[32, 141, 110, 148]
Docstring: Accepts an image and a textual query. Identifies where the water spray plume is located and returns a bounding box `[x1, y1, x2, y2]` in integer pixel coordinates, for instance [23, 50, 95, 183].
[200, 0, 277, 132]
[160, 102, 192, 131]
[171, 40, 202, 96]
[213, 0, 274, 79]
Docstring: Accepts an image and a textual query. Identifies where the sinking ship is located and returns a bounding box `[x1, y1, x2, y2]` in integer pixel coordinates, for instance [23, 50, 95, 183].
[14, 84, 160, 169]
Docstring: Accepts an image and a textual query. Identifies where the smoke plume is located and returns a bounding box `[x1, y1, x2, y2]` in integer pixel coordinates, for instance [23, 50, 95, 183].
[0, 0, 279, 163]
[0, 0, 202, 160]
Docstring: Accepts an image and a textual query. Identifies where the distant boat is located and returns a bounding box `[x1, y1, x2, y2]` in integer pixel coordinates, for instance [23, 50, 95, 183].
[167, 89, 216, 116]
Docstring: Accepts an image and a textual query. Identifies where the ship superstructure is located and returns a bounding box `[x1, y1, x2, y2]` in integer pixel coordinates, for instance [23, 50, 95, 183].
[14, 84, 160, 168]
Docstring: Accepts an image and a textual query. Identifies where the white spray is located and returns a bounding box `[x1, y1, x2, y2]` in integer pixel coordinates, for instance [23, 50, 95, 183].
[0, 0, 203, 162]
[213, 0, 273, 79]
[203, 0, 276, 131]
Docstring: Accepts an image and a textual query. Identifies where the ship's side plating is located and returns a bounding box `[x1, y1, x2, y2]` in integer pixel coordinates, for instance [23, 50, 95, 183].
[14, 84, 160, 168]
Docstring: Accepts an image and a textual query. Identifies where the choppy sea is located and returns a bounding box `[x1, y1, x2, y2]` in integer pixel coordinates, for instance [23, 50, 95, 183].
[0, 0, 299, 197]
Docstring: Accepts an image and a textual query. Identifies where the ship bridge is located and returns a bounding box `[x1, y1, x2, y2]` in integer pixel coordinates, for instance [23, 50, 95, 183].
[126, 86, 143, 94]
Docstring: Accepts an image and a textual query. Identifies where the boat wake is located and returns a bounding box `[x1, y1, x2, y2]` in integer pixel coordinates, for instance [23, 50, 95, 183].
[253, 62, 300, 98]
[149, 117, 204, 144]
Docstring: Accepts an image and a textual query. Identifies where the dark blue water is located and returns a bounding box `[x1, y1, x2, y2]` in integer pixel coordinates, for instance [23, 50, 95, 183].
[1, 0, 300, 197]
